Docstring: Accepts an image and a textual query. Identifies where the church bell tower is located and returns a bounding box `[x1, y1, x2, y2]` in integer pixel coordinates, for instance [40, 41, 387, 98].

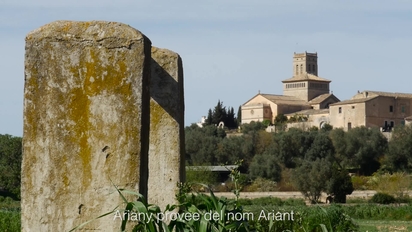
[293, 52, 318, 76]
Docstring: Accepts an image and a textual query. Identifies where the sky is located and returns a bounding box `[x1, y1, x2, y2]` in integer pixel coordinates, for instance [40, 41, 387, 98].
[1, 0, 412, 136]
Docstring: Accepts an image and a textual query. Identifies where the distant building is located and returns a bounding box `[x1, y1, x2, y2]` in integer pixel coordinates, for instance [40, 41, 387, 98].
[330, 91, 412, 131]
[196, 116, 206, 127]
[241, 52, 412, 132]
[241, 52, 339, 125]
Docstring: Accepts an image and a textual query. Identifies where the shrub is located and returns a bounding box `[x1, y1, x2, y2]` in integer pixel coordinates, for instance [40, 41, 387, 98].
[245, 177, 278, 192]
[370, 192, 396, 204]
[367, 172, 411, 198]
[351, 175, 370, 190]
[0, 211, 20, 232]
[186, 167, 219, 191]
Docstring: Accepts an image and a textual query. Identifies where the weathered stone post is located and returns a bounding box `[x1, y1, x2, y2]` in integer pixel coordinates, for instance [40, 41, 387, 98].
[22, 21, 151, 231]
[148, 47, 185, 210]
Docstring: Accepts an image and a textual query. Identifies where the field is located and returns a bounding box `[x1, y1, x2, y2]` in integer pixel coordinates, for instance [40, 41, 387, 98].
[357, 220, 412, 232]
[2, 197, 412, 231]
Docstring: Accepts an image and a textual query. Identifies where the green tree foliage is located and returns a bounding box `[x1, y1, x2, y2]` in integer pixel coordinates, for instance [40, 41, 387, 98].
[344, 127, 387, 175]
[186, 167, 219, 188]
[185, 125, 225, 165]
[225, 107, 237, 129]
[205, 109, 213, 125]
[274, 129, 314, 168]
[236, 105, 242, 126]
[0, 134, 22, 199]
[292, 158, 332, 203]
[204, 100, 238, 129]
[241, 121, 266, 134]
[304, 131, 335, 162]
[249, 153, 282, 182]
[386, 124, 412, 171]
[211, 100, 226, 125]
[329, 127, 387, 175]
[215, 136, 252, 165]
[274, 114, 287, 125]
[326, 168, 354, 203]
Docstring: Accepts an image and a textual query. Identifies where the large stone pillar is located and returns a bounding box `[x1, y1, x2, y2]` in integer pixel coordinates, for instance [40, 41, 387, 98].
[148, 47, 185, 210]
[22, 21, 151, 231]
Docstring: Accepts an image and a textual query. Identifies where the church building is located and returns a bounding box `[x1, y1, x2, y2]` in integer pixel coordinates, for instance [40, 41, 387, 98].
[241, 52, 340, 126]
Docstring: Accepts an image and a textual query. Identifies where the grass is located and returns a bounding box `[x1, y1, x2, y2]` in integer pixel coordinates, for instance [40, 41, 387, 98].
[357, 220, 412, 232]
[0, 210, 20, 232]
[0, 197, 20, 232]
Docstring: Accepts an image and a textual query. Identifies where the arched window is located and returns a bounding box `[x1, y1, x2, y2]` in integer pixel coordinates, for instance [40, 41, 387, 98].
[296, 65, 298, 75]
[300, 64, 303, 74]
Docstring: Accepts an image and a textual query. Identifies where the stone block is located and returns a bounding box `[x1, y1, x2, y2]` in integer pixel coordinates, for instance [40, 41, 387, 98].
[148, 47, 185, 210]
[22, 20, 151, 231]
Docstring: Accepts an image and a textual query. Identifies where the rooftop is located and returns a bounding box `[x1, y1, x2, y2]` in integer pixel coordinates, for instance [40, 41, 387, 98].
[309, 93, 339, 104]
[282, 73, 331, 83]
[330, 96, 379, 106]
[285, 108, 329, 116]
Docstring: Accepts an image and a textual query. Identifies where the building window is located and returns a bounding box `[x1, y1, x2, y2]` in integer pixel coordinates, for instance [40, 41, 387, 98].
[401, 105, 405, 113]
[338, 107, 342, 113]
[390, 121, 394, 128]
[313, 65, 316, 73]
[296, 65, 298, 75]
[300, 64, 303, 74]
[348, 122, 352, 130]
[352, 106, 355, 109]
[308, 65, 311, 72]
[389, 105, 393, 112]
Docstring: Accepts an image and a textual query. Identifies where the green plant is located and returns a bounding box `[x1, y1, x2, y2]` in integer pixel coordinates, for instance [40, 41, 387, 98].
[370, 192, 396, 204]
[0, 210, 20, 232]
[247, 177, 278, 192]
[185, 167, 218, 191]
[367, 172, 411, 198]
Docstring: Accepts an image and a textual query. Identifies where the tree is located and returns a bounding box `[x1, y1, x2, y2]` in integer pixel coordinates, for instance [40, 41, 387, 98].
[212, 100, 226, 125]
[225, 107, 237, 129]
[344, 127, 387, 175]
[326, 167, 354, 203]
[204, 101, 238, 129]
[292, 158, 332, 203]
[275, 129, 314, 168]
[0, 134, 22, 199]
[386, 125, 412, 172]
[330, 127, 387, 175]
[241, 121, 266, 134]
[249, 153, 282, 182]
[185, 125, 224, 165]
[329, 128, 347, 167]
[304, 131, 335, 162]
[236, 106, 242, 126]
[205, 109, 213, 125]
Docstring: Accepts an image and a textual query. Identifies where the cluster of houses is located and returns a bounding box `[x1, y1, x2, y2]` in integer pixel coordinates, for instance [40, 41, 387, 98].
[241, 52, 412, 131]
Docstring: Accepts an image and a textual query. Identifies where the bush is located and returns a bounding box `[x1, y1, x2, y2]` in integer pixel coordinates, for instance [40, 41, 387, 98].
[0, 211, 20, 232]
[245, 177, 278, 192]
[186, 167, 218, 191]
[370, 192, 396, 204]
[367, 172, 411, 198]
[351, 175, 370, 190]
